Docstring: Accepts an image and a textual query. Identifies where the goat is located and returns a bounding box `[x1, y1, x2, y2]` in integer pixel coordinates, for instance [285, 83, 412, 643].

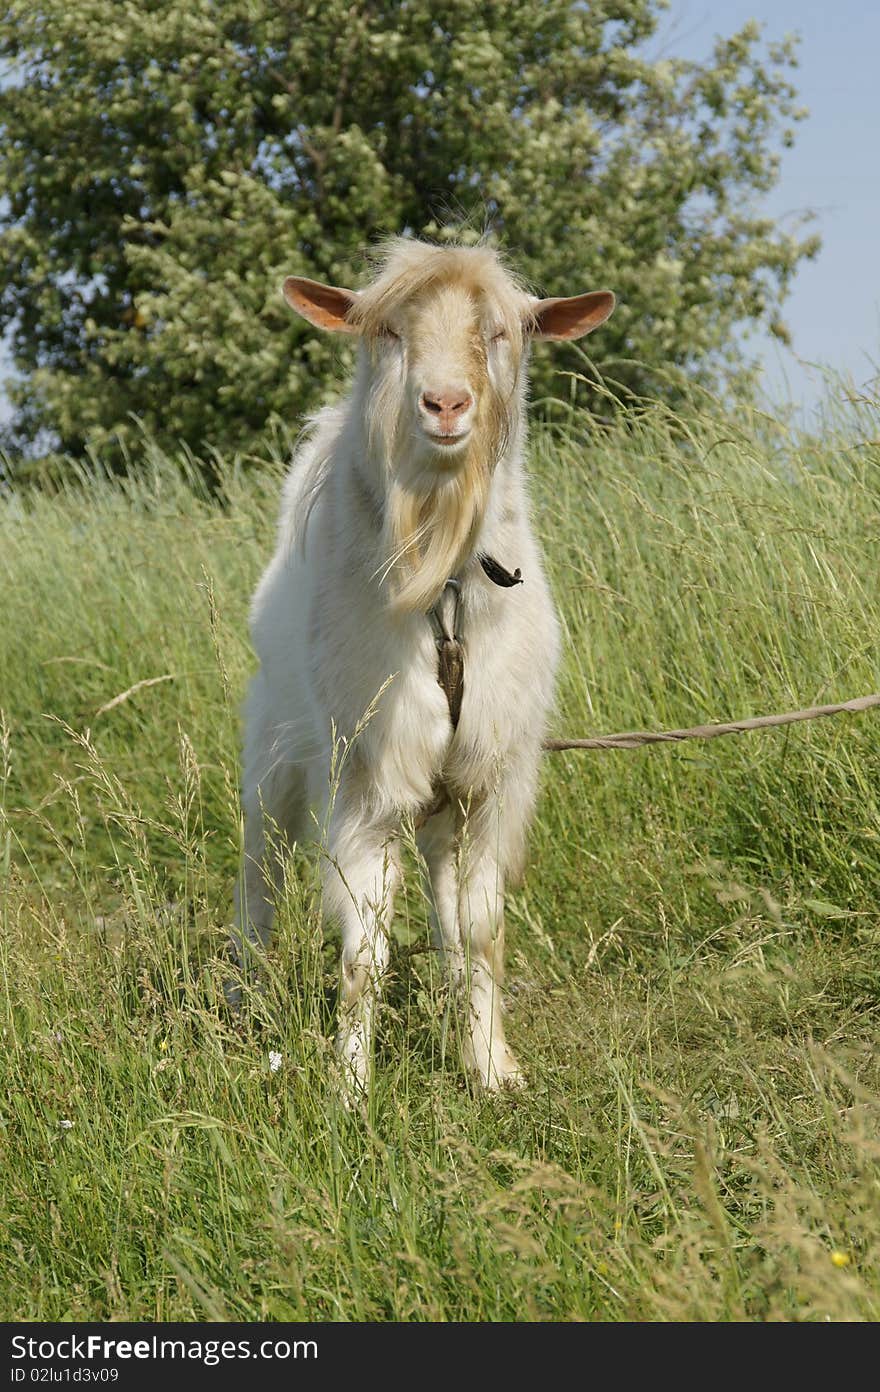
[231, 238, 614, 1091]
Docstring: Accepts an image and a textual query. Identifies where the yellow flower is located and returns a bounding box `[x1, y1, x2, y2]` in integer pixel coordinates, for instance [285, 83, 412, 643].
[831, 1250, 851, 1268]
[159, 1037, 168, 1053]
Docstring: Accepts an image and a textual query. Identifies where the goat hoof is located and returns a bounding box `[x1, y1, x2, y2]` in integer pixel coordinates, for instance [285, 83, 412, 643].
[487, 1062, 527, 1093]
[467, 1044, 526, 1092]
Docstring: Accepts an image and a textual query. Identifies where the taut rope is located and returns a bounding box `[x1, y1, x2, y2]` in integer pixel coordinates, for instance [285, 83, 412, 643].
[544, 692, 880, 752]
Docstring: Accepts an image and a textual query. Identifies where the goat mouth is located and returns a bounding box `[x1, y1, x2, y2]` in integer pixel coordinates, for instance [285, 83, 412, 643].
[425, 430, 470, 448]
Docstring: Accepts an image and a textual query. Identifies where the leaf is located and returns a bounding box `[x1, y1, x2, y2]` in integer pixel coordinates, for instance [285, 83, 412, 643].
[0, 1, 816, 470]
[804, 899, 853, 919]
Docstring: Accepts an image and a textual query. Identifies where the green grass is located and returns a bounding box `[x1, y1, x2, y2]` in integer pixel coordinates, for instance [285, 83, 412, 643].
[2, 389, 880, 1321]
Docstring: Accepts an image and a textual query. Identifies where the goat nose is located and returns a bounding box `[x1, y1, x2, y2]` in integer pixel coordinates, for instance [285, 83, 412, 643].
[420, 389, 473, 432]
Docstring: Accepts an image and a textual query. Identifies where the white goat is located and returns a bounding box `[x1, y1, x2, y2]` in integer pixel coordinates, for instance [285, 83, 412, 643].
[232, 239, 614, 1090]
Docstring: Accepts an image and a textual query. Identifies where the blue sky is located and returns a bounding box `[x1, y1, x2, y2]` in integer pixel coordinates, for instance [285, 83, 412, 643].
[2, 2, 877, 425]
[662, 0, 880, 413]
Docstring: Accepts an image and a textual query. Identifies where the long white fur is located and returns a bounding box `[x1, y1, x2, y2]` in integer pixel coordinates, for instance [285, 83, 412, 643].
[233, 240, 575, 1091]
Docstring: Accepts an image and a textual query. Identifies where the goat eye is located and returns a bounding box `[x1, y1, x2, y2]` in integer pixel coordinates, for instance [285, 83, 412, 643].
[379, 326, 399, 342]
[490, 329, 506, 344]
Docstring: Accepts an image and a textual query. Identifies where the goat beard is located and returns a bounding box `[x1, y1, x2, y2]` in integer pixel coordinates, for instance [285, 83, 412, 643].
[384, 439, 494, 614]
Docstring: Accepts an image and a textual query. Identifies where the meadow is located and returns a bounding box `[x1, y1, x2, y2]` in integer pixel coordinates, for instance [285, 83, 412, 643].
[2, 383, 879, 1321]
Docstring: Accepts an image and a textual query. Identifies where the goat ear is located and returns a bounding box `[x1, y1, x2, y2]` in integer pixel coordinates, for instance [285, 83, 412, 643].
[529, 290, 616, 341]
[282, 276, 360, 334]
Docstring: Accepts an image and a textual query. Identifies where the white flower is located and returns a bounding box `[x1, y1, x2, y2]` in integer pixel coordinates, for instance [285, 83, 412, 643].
[268, 1050, 283, 1074]
[59, 1119, 73, 1130]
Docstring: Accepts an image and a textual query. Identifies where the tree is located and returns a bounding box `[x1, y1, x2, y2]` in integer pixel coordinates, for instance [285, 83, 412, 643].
[0, 1, 818, 463]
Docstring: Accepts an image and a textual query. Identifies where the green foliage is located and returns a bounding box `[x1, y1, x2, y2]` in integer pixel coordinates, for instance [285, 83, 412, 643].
[0, 1, 819, 463]
[2, 390, 880, 1318]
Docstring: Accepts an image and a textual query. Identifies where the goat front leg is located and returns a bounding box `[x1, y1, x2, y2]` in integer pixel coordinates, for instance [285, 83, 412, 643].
[324, 814, 400, 1094]
[457, 839, 523, 1090]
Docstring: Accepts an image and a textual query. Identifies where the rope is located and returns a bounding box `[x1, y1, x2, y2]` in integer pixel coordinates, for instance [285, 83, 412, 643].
[544, 692, 880, 752]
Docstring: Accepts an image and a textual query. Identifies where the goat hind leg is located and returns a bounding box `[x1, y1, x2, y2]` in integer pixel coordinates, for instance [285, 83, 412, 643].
[421, 806, 522, 1089]
[418, 807, 470, 1070]
[228, 757, 308, 1004]
[418, 805, 465, 985]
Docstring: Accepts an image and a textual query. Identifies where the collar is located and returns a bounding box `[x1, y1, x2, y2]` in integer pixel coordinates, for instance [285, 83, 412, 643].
[427, 555, 522, 731]
[479, 553, 523, 587]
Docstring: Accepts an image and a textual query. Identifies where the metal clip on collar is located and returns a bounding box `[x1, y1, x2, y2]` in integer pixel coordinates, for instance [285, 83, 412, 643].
[428, 578, 464, 730]
[428, 577, 463, 646]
